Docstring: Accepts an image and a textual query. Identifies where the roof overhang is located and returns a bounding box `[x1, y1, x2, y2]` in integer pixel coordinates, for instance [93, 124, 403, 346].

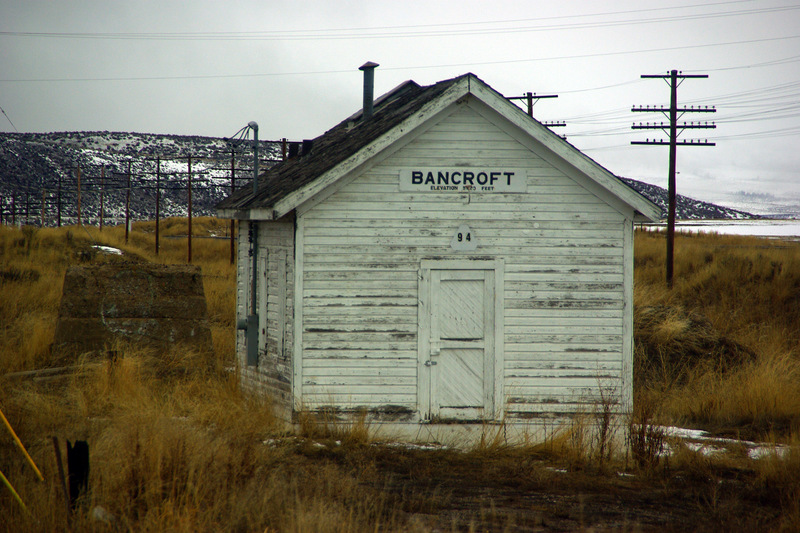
[221, 73, 660, 223]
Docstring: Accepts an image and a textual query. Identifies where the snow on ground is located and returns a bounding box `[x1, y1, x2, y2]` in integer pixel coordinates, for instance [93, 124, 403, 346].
[646, 220, 800, 239]
[658, 426, 789, 460]
[92, 245, 123, 255]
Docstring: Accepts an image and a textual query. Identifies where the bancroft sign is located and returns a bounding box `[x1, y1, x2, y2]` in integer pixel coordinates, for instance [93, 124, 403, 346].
[400, 168, 528, 193]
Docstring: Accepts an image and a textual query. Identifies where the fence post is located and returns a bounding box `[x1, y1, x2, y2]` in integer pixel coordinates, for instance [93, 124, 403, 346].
[41, 189, 46, 227]
[76, 166, 81, 227]
[100, 165, 105, 231]
[187, 155, 192, 263]
[125, 161, 131, 243]
[57, 173, 62, 227]
[155, 157, 160, 256]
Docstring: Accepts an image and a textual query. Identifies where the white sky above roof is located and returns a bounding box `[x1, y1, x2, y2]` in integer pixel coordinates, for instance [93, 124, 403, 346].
[1, 0, 798, 206]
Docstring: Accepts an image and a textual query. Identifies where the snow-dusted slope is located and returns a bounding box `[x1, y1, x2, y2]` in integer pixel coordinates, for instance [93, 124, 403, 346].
[0, 131, 281, 222]
[619, 177, 757, 220]
[1, 131, 756, 223]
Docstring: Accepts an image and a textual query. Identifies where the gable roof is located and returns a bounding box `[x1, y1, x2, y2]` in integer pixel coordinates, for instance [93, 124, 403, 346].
[217, 73, 660, 222]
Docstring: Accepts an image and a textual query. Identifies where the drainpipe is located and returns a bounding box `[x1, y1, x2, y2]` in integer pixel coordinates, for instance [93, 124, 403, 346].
[238, 121, 260, 367]
[248, 122, 260, 366]
[359, 61, 379, 120]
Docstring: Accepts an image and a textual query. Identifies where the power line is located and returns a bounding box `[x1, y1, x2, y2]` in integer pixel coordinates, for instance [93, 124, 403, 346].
[3, 34, 799, 83]
[1, 3, 792, 41]
[0, 105, 18, 131]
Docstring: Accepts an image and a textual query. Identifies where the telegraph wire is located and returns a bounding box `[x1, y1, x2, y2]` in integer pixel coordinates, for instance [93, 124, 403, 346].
[4, 34, 799, 84]
[0, 105, 18, 132]
[0, 3, 790, 41]
[0, 0, 757, 39]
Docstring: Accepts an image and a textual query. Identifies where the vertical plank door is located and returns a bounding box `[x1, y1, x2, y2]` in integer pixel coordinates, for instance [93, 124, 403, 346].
[425, 269, 495, 420]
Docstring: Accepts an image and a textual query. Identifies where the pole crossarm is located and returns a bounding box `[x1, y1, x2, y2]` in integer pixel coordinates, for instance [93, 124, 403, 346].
[631, 140, 716, 146]
[507, 92, 562, 120]
[632, 106, 716, 113]
[632, 123, 716, 129]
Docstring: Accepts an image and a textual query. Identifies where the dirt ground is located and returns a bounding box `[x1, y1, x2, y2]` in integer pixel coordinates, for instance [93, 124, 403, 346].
[301, 441, 785, 532]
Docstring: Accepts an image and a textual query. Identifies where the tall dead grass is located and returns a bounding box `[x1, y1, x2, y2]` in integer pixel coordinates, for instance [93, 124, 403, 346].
[634, 229, 800, 439]
[3, 221, 800, 529]
[0, 220, 417, 531]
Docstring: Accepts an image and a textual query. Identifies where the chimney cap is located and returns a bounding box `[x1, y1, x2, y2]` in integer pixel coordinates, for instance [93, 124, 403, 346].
[359, 61, 379, 70]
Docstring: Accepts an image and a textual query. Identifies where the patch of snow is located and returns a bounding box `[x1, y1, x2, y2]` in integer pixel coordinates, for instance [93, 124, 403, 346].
[92, 245, 123, 255]
[748, 445, 790, 460]
[380, 441, 449, 451]
[656, 426, 791, 460]
[660, 426, 709, 440]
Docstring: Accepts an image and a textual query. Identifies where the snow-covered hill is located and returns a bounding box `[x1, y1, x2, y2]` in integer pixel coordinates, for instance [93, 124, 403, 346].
[1, 131, 755, 224]
[0, 131, 281, 223]
[619, 178, 757, 220]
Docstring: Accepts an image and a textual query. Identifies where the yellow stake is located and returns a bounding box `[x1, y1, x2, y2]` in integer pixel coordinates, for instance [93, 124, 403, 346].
[0, 468, 29, 513]
[0, 408, 44, 481]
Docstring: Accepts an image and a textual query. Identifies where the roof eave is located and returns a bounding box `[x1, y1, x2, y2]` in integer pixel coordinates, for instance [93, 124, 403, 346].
[269, 76, 472, 219]
[466, 76, 661, 223]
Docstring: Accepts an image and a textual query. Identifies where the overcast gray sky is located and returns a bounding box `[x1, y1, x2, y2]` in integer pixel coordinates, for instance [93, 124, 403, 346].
[1, 0, 798, 207]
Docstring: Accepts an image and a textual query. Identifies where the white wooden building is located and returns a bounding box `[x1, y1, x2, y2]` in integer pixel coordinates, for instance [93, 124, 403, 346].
[217, 69, 660, 436]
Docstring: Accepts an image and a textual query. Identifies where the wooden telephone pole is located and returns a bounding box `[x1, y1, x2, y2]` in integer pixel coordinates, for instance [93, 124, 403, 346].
[632, 70, 716, 287]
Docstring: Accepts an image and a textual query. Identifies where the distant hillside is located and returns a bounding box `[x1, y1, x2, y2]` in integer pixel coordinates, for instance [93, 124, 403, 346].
[0, 131, 755, 223]
[619, 177, 757, 220]
[0, 131, 282, 223]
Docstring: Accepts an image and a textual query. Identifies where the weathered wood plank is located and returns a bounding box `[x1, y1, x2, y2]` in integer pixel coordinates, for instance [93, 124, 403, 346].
[304, 323, 417, 333]
[303, 235, 623, 248]
[301, 394, 416, 406]
[310, 201, 618, 214]
[506, 325, 621, 335]
[301, 384, 415, 395]
[303, 354, 417, 364]
[504, 343, 621, 354]
[302, 340, 417, 350]
[303, 297, 417, 308]
[303, 218, 622, 231]
[304, 209, 623, 222]
[304, 270, 418, 281]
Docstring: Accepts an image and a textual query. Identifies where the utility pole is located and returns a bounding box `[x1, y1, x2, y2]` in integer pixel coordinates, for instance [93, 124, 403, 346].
[508, 92, 558, 117]
[57, 173, 62, 227]
[155, 157, 160, 255]
[76, 166, 82, 227]
[100, 165, 105, 231]
[187, 155, 193, 264]
[508, 92, 566, 137]
[632, 69, 716, 287]
[125, 161, 131, 243]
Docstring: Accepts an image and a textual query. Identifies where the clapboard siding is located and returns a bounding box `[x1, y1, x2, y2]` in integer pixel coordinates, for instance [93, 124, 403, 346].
[237, 220, 295, 416]
[296, 101, 628, 415]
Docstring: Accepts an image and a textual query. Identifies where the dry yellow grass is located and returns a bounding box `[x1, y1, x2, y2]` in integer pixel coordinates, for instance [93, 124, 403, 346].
[635, 229, 800, 439]
[2, 221, 800, 530]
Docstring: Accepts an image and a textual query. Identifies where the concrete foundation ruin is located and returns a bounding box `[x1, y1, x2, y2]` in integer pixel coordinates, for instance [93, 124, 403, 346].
[53, 264, 213, 356]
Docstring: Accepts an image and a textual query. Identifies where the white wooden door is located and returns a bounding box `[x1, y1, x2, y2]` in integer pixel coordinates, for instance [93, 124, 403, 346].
[420, 265, 500, 421]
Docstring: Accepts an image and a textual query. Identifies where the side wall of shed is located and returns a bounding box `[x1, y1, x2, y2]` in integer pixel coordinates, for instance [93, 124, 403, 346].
[236, 220, 295, 418]
[295, 99, 633, 421]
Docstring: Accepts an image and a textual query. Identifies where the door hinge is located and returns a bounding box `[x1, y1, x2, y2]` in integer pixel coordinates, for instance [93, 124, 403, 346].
[424, 360, 438, 367]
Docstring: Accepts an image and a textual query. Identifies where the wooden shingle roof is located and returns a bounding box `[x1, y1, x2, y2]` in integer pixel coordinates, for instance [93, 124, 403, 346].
[216, 75, 464, 216]
[216, 73, 660, 222]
